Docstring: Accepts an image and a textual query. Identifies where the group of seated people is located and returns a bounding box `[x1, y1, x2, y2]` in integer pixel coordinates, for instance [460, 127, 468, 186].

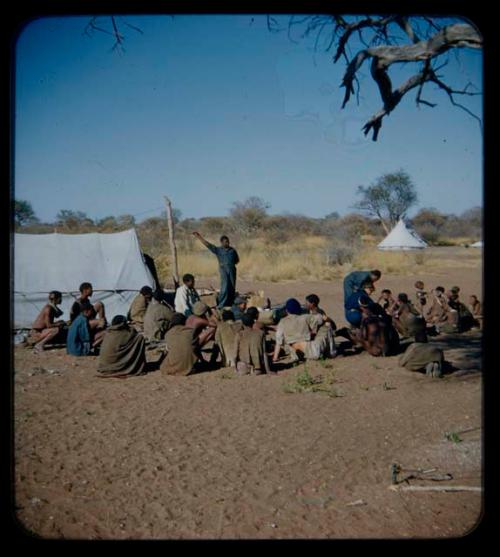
[26, 270, 482, 380]
[341, 270, 482, 377]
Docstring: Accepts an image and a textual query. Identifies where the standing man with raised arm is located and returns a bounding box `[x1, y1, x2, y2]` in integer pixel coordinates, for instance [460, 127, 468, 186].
[193, 232, 240, 309]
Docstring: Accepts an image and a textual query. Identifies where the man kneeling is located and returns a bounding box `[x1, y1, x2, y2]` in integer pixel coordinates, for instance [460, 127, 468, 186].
[97, 315, 147, 378]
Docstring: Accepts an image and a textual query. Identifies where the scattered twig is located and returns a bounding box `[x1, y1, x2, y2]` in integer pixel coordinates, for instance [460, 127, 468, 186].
[389, 485, 482, 493]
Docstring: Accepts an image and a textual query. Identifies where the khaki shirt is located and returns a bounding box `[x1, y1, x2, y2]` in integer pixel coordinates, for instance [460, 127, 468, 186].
[275, 314, 322, 346]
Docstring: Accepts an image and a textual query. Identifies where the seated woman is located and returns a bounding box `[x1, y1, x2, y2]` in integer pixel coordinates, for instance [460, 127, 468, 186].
[29, 290, 67, 353]
[97, 315, 147, 378]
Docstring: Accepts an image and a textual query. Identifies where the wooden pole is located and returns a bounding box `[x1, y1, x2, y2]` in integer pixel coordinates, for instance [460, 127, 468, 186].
[164, 196, 180, 289]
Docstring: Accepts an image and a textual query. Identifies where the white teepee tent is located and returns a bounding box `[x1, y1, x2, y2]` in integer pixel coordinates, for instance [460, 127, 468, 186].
[377, 219, 427, 251]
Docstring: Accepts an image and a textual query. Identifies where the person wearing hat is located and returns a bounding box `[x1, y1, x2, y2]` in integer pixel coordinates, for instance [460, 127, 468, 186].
[272, 298, 328, 363]
[231, 296, 248, 321]
[127, 285, 154, 331]
[185, 301, 218, 361]
[193, 231, 240, 309]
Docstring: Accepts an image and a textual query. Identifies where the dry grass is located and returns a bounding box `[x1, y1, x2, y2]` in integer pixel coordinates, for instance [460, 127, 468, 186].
[154, 236, 482, 284]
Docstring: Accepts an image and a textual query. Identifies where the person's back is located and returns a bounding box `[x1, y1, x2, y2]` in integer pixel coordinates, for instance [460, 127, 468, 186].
[399, 341, 444, 373]
[215, 317, 243, 367]
[277, 313, 314, 344]
[161, 324, 198, 376]
[143, 299, 174, 342]
[234, 316, 270, 375]
[97, 316, 146, 377]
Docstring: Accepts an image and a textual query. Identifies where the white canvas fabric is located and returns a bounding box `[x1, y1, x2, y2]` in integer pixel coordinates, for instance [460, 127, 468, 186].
[377, 219, 427, 251]
[14, 229, 155, 329]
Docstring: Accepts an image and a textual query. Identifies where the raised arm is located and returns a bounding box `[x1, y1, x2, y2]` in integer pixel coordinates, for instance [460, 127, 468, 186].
[192, 231, 211, 249]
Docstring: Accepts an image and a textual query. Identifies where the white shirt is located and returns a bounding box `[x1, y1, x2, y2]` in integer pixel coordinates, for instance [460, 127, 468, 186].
[174, 285, 200, 316]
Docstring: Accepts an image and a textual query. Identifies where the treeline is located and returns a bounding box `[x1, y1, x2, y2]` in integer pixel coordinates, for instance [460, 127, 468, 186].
[14, 198, 482, 262]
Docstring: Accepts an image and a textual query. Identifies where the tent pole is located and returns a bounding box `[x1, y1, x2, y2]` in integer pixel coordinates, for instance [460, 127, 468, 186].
[164, 196, 180, 289]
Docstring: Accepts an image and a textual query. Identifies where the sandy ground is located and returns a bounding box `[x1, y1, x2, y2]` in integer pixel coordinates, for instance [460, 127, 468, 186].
[13, 268, 483, 540]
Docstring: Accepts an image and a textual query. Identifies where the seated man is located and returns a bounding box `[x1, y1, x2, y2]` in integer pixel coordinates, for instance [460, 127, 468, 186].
[143, 289, 174, 343]
[425, 286, 450, 328]
[70, 282, 107, 345]
[174, 273, 201, 316]
[356, 297, 399, 357]
[445, 287, 475, 332]
[234, 314, 272, 375]
[186, 301, 218, 362]
[414, 281, 428, 317]
[67, 305, 95, 356]
[398, 330, 445, 378]
[392, 293, 426, 338]
[304, 294, 337, 357]
[128, 285, 154, 331]
[245, 306, 265, 330]
[29, 290, 67, 353]
[97, 315, 147, 378]
[272, 298, 328, 363]
[231, 296, 248, 321]
[160, 313, 199, 376]
[215, 310, 243, 367]
[469, 295, 482, 329]
[377, 289, 396, 314]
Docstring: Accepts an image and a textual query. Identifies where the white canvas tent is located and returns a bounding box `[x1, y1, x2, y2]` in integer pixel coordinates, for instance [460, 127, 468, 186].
[14, 229, 155, 330]
[377, 219, 427, 251]
[470, 240, 483, 248]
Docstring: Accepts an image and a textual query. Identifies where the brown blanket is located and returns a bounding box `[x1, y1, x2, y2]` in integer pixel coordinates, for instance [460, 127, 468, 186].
[97, 322, 146, 377]
[160, 325, 198, 376]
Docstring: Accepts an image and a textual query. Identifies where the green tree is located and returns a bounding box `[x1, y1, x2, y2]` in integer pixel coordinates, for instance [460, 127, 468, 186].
[229, 196, 270, 235]
[411, 207, 448, 244]
[354, 170, 418, 234]
[14, 199, 38, 226]
[55, 210, 95, 230]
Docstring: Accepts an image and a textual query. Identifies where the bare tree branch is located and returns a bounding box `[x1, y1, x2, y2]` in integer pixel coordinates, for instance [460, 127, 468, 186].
[340, 23, 482, 140]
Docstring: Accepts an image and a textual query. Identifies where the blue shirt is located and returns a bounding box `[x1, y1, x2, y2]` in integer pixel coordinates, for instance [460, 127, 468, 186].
[343, 271, 371, 304]
[66, 314, 91, 356]
[207, 244, 240, 269]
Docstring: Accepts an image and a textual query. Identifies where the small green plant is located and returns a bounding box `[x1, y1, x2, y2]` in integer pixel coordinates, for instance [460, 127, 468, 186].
[282, 366, 343, 397]
[445, 431, 463, 443]
[382, 382, 396, 391]
[220, 371, 233, 380]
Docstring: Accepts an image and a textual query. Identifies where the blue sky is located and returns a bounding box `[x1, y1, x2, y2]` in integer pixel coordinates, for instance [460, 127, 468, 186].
[14, 14, 483, 223]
